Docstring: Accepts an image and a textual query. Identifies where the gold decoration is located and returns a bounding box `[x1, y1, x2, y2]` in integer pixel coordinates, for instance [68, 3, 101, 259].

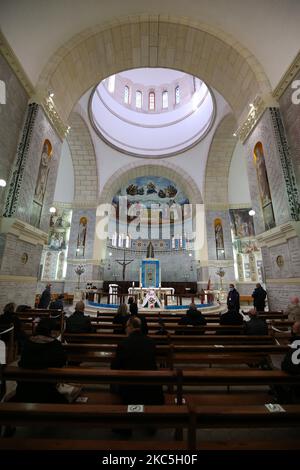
[276, 255, 284, 268]
[21, 253, 28, 264]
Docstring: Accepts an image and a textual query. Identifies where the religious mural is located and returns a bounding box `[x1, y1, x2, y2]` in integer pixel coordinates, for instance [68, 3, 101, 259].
[253, 142, 275, 230]
[48, 209, 71, 251]
[30, 139, 52, 228]
[229, 208, 255, 239]
[214, 218, 225, 260]
[112, 176, 189, 216]
[76, 216, 88, 257]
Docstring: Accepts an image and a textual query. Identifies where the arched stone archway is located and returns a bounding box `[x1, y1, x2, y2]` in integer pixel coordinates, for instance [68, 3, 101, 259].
[67, 112, 98, 206]
[99, 161, 203, 205]
[204, 113, 237, 207]
[37, 15, 271, 123]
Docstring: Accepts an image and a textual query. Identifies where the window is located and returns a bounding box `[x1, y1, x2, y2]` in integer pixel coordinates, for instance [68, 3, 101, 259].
[162, 90, 168, 109]
[107, 75, 115, 93]
[124, 85, 129, 104]
[175, 85, 180, 104]
[149, 91, 155, 110]
[136, 90, 142, 109]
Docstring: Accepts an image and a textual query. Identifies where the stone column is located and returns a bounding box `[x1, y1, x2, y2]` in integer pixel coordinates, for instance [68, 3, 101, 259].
[0, 103, 63, 309]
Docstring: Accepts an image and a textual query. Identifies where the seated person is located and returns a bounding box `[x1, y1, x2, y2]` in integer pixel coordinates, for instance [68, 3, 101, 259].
[0, 302, 27, 351]
[286, 297, 300, 322]
[273, 322, 300, 404]
[177, 303, 206, 334]
[49, 294, 64, 311]
[129, 302, 148, 335]
[111, 316, 164, 405]
[113, 303, 130, 334]
[12, 318, 67, 403]
[244, 308, 268, 336]
[65, 301, 94, 333]
[219, 307, 243, 334]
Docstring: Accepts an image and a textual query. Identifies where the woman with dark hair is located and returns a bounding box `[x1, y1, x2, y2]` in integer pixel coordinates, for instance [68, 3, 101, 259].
[113, 304, 130, 334]
[129, 302, 148, 335]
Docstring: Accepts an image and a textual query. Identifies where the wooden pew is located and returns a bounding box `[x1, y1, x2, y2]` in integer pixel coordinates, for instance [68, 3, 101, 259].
[0, 403, 189, 450]
[17, 309, 65, 335]
[61, 340, 287, 369]
[188, 404, 300, 450]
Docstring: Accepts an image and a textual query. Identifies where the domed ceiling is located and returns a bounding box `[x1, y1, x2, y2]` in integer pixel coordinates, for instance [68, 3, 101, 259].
[90, 68, 215, 157]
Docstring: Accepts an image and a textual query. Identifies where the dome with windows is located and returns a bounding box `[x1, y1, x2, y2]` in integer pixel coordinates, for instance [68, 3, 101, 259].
[90, 68, 215, 158]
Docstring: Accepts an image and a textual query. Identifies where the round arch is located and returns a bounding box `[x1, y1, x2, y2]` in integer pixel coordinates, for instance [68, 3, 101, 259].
[37, 15, 271, 123]
[67, 112, 98, 205]
[99, 162, 203, 205]
[204, 113, 237, 207]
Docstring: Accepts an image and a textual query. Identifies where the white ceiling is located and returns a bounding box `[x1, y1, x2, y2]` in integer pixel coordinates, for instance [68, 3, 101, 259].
[1, 0, 300, 89]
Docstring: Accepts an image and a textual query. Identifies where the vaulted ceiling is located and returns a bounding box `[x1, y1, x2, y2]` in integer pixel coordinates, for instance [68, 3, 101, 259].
[1, 0, 299, 89]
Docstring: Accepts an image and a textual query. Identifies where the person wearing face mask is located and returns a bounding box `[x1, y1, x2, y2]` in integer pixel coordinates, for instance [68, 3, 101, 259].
[227, 283, 240, 313]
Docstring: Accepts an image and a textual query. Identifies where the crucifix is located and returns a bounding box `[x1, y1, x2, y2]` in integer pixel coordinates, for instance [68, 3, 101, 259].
[115, 251, 134, 280]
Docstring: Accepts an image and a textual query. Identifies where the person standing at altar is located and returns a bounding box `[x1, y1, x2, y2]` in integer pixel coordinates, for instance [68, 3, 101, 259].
[227, 283, 240, 313]
[252, 283, 267, 312]
[38, 284, 52, 309]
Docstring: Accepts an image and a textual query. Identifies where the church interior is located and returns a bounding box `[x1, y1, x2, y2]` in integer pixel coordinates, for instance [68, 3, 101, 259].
[0, 0, 300, 457]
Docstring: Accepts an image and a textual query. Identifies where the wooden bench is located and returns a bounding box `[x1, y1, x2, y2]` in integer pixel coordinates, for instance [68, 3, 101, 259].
[18, 309, 65, 335]
[0, 403, 189, 450]
[188, 404, 300, 450]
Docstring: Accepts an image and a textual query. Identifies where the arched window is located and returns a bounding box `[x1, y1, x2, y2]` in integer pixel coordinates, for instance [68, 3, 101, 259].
[136, 90, 142, 109]
[253, 142, 275, 230]
[162, 90, 168, 109]
[149, 91, 155, 110]
[214, 218, 225, 260]
[124, 85, 130, 104]
[107, 75, 115, 93]
[175, 85, 180, 104]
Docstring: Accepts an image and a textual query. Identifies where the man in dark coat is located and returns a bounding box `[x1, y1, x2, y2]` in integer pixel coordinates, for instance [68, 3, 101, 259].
[227, 283, 240, 313]
[38, 284, 52, 308]
[244, 308, 268, 335]
[13, 318, 67, 403]
[49, 294, 64, 311]
[252, 283, 267, 312]
[219, 307, 243, 334]
[111, 316, 164, 405]
[177, 303, 207, 334]
[275, 322, 300, 403]
[65, 301, 93, 333]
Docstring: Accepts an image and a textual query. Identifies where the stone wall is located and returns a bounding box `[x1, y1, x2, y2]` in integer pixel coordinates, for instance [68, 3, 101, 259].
[0, 233, 43, 310]
[0, 53, 28, 214]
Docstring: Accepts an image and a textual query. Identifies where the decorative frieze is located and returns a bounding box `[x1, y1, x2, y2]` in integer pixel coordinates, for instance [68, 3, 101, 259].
[269, 107, 300, 220]
[3, 103, 39, 217]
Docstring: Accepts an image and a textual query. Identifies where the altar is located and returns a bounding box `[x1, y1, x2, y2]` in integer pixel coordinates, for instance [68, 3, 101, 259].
[128, 256, 175, 307]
